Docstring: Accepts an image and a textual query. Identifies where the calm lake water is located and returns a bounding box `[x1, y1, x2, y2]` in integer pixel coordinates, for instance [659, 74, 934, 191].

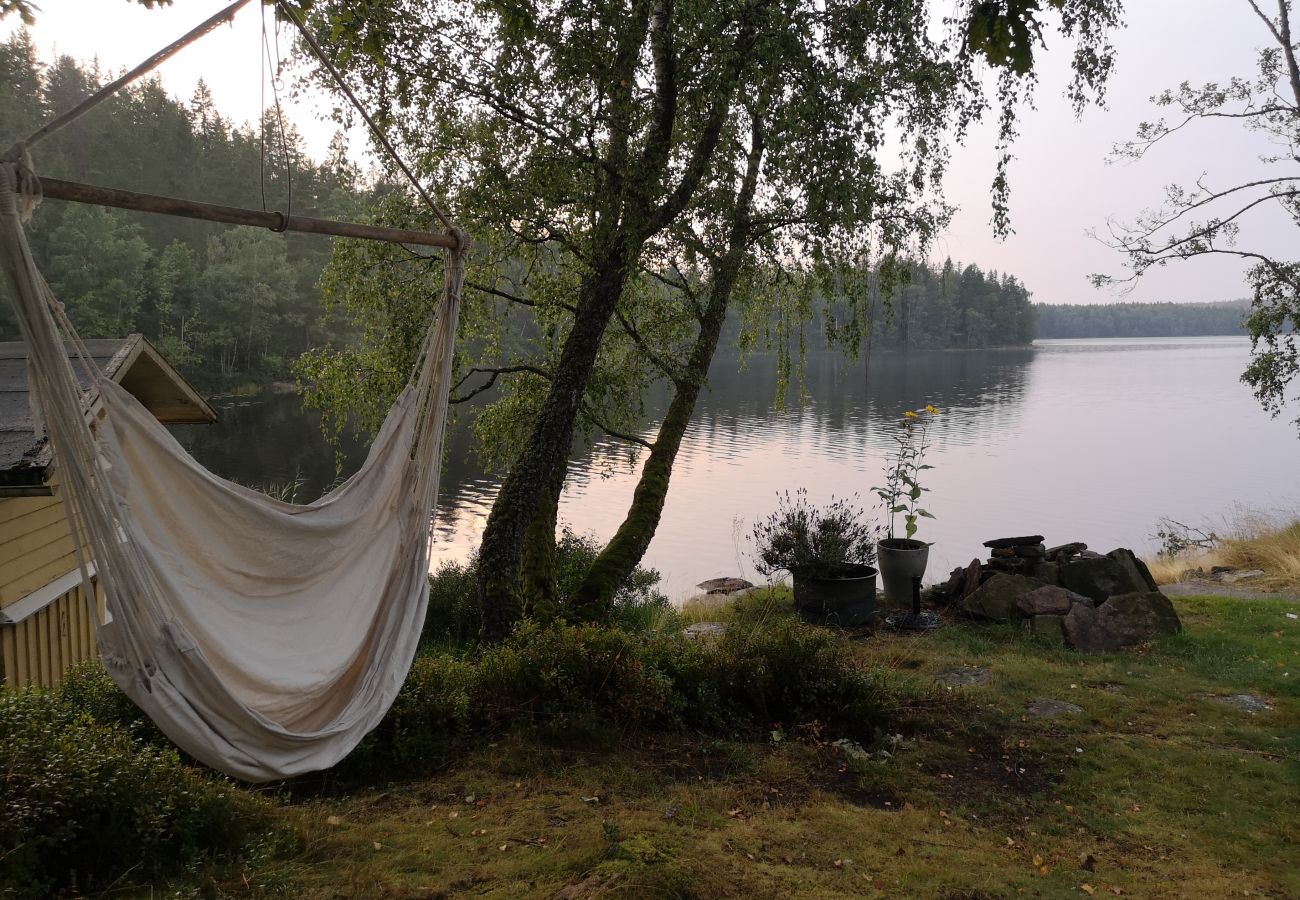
[176, 337, 1299, 600]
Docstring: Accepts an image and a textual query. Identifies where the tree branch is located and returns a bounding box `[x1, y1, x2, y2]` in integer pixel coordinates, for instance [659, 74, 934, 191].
[450, 365, 550, 404]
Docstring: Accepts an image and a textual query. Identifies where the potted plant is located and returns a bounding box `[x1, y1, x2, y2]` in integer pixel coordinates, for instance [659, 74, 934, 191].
[873, 405, 939, 608]
[751, 489, 881, 626]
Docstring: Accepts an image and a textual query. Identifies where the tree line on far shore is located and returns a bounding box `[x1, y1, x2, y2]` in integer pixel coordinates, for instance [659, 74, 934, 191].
[1033, 300, 1249, 339]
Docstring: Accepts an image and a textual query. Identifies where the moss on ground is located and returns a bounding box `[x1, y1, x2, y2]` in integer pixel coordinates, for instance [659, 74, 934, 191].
[191, 592, 1298, 898]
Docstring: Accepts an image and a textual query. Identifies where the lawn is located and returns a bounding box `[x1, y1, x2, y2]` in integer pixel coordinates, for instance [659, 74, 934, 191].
[222, 592, 1299, 899]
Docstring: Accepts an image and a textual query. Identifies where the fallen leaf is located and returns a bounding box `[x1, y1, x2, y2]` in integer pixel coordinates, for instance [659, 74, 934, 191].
[373, 842, 382, 851]
[1109, 888, 1124, 896]
[448, 811, 459, 819]
[499, 843, 508, 852]
[1040, 865, 1051, 876]
[833, 859, 844, 869]
[1081, 885, 1095, 896]
[326, 815, 341, 826]
[1033, 854, 1043, 867]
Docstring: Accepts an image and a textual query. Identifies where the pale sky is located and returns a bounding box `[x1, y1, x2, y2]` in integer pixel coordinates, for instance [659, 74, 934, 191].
[5, 0, 1289, 304]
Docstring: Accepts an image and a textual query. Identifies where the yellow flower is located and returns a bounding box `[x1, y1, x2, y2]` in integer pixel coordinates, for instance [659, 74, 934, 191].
[925, 404, 940, 415]
[904, 410, 919, 419]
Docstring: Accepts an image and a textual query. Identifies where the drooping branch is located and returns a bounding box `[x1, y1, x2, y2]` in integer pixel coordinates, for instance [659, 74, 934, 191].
[450, 365, 550, 404]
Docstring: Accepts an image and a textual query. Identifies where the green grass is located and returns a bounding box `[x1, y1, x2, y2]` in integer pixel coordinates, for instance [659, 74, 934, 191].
[186, 591, 1299, 898]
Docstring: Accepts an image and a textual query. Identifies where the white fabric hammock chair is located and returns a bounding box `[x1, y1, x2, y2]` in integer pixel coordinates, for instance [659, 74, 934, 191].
[0, 161, 463, 782]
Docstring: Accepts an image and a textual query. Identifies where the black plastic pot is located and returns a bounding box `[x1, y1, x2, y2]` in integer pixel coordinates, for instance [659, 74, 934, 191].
[792, 563, 878, 627]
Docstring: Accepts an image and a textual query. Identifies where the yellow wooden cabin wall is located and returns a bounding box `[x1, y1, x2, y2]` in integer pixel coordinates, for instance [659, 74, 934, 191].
[0, 581, 102, 689]
[0, 479, 102, 688]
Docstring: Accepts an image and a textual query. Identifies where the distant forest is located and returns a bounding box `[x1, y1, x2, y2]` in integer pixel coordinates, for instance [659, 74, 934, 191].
[0, 32, 372, 390]
[1034, 300, 1249, 338]
[0, 34, 1253, 396]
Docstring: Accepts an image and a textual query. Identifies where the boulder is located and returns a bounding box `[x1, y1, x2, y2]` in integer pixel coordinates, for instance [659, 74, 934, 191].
[1015, 543, 1047, 559]
[1219, 568, 1267, 584]
[990, 547, 1016, 558]
[1028, 614, 1066, 644]
[983, 535, 1045, 549]
[1063, 591, 1182, 653]
[1027, 561, 1062, 586]
[1059, 556, 1147, 604]
[1016, 584, 1087, 617]
[1106, 548, 1159, 592]
[962, 558, 982, 600]
[960, 573, 1043, 622]
[1025, 698, 1083, 717]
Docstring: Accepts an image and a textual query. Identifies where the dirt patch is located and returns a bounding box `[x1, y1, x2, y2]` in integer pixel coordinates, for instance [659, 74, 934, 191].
[927, 726, 1063, 812]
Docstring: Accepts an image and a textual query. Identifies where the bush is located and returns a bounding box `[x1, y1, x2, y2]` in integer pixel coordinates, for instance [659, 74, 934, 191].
[422, 528, 673, 649]
[0, 667, 278, 897]
[348, 616, 893, 778]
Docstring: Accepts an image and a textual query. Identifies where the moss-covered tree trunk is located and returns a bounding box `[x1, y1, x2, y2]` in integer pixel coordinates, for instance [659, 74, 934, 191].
[572, 125, 765, 618]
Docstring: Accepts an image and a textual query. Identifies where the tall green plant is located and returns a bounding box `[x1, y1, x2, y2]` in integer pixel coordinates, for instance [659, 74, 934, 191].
[874, 405, 939, 541]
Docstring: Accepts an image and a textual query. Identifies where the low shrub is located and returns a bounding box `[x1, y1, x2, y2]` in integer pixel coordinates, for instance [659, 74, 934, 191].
[348, 616, 894, 778]
[0, 667, 279, 897]
[422, 528, 674, 649]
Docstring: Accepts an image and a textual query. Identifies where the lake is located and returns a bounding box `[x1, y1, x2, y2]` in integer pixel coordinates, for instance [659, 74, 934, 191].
[176, 337, 1299, 600]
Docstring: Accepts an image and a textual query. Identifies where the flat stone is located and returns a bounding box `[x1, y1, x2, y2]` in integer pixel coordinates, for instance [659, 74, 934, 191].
[1028, 614, 1066, 644]
[683, 622, 727, 639]
[1060, 556, 1147, 604]
[1215, 693, 1273, 713]
[696, 577, 754, 594]
[936, 665, 990, 686]
[1219, 568, 1267, 584]
[832, 737, 872, 761]
[990, 547, 1017, 558]
[1046, 541, 1087, 560]
[960, 573, 1044, 622]
[1025, 698, 1084, 717]
[1015, 543, 1047, 558]
[1107, 548, 1159, 593]
[1063, 591, 1183, 653]
[984, 535, 1045, 549]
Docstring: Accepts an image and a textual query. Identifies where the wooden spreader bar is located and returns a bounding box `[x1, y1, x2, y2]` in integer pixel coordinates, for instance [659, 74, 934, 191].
[38, 177, 459, 250]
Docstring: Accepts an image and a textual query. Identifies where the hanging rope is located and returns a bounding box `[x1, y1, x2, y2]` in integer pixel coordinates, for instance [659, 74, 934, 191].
[272, 0, 456, 233]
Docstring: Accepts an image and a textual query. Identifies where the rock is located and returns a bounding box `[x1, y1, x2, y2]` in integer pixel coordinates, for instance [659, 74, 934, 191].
[1078, 549, 1106, 559]
[1219, 568, 1267, 584]
[1180, 567, 1206, 581]
[1046, 541, 1087, 560]
[1025, 698, 1083, 717]
[1107, 548, 1159, 592]
[990, 547, 1016, 558]
[1017, 585, 1088, 617]
[696, 577, 754, 594]
[1028, 561, 1062, 586]
[936, 665, 991, 686]
[683, 622, 727, 640]
[962, 559, 983, 599]
[1015, 543, 1047, 559]
[960, 573, 1044, 622]
[1028, 614, 1066, 644]
[1210, 565, 1234, 575]
[1062, 591, 1182, 653]
[833, 737, 872, 761]
[1214, 693, 1273, 714]
[983, 535, 1045, 549]
[1059, 556, 1147, 604]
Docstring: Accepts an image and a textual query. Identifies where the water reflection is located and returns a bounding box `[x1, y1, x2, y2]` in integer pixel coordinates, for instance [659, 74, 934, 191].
[176, 337, 1298, 600]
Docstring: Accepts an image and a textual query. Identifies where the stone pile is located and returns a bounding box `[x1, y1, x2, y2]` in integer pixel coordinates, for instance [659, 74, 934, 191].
[932, 536, 1180, 653]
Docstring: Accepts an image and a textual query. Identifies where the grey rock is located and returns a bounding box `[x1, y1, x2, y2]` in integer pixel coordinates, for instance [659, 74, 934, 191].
[1079, 549, 1106, 559]
[984, 535, 1046, 549]
[1015, 543, 1048, 559]
[962, 558, 983, 600]
[1060, 556, 1147, 604]
[1107, 548, 1160, 593]
[1063, 591, 1183, 653]
[832, 737, 872, 761]
[1017, 584, 1088, 617]
[696, 577, 754, 594]
[1028, 614, 1066, 644]
[683, 622, 727, 639]
[990, 547, 1017, 558]
[960, 573, 1044, 622]
[936, 665, 991, 686]
[1219, 568, 1267, 584]
[1215, 693, 1273, 714]
[1025, 698, 1083, 717]
[1028, 561, 1062, 586]
[1046, 541, 1088, 560]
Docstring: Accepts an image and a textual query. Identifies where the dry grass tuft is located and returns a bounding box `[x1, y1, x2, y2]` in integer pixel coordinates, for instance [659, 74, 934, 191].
[1144, 511, 1300, 591]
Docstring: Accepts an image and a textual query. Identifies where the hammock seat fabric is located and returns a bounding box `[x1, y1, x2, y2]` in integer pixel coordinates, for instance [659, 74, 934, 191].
[0, 162, 464, 782]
